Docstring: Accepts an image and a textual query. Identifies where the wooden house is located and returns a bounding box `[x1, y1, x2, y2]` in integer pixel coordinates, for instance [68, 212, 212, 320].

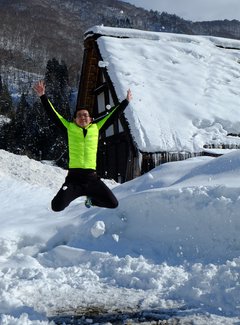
[76, 26, 240, 182]
[76, 27, 141, 182]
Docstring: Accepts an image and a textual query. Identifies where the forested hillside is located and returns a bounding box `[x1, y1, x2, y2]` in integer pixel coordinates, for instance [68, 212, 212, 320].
[2, 0, 240, 87]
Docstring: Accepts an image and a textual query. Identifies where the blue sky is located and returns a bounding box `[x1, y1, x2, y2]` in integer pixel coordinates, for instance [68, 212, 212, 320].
[123, 0, 240, 21]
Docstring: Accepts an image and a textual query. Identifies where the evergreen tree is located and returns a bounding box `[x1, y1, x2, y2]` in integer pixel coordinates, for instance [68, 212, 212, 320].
[0, 93, 32, 156]
[0, 120, 15, 152]
[0, 75, 3, 94]
[16, 93, 29, 123]
[45, 58, 71, 119]
[0, 80, 15, 152]
[14, 93, 34, 155]
[0, 60, 70, 167]
[42, 58, 70, 167]
[0, 83, 14, 117]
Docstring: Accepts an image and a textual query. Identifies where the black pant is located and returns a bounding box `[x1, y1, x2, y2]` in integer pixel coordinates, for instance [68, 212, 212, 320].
[51, 169, 118, 212]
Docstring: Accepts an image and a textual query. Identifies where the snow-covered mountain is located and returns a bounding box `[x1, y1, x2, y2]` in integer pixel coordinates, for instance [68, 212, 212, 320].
[0, 148, 240, 324]
[1, 0, 240, 87]
[0, 0, 174, 86]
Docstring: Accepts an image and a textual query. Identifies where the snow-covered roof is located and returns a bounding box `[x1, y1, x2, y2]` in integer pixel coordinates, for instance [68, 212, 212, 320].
[87, 26, 240, 153]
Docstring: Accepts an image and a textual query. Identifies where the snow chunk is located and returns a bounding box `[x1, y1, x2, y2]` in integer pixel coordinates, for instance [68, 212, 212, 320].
[98, 60, 109, 68]
[112, 234, 119, 242]
[91, 220, 106, 238]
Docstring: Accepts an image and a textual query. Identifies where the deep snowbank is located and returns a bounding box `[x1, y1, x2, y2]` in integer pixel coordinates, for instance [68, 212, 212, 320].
[0, 149, 240, 324]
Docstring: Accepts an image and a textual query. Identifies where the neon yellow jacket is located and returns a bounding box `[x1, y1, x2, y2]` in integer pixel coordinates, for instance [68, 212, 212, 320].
[40, 95, 129, 170]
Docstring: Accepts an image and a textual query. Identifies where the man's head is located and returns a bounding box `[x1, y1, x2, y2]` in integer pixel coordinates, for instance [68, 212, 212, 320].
[74, 109, 92, 128]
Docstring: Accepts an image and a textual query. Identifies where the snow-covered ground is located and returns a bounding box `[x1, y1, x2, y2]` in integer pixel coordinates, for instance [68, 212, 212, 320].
[0, 149, 240, 324]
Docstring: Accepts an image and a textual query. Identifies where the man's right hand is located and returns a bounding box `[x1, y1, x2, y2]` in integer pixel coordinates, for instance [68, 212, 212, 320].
[33, 80, 45, 97]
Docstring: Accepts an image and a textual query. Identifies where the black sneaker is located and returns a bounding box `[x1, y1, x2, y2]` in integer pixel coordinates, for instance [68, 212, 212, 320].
[85, 197, 93, 208]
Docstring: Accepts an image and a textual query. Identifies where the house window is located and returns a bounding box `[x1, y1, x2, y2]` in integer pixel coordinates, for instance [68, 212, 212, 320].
[97, 93, 105, 113]
[106, 125, 114, 137]
[118, 120, 123, 132]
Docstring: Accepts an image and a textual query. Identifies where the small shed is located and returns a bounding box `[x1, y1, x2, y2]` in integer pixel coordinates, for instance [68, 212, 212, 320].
[76, 26, 240, 182]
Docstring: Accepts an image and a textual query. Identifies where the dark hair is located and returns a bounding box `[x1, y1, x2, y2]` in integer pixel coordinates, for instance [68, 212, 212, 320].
[73, 108, 91, 119]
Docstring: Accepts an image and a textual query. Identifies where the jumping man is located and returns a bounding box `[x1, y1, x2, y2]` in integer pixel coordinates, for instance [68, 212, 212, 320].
[33, 80, 132, 211]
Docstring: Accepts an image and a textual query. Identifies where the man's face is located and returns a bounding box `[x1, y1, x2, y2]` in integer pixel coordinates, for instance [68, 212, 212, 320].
[74, 110, 92, 128]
